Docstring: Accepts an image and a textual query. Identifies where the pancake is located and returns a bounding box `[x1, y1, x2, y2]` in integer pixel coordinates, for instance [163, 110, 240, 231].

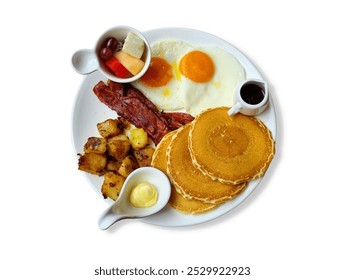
[168, 187, 216, 214]
[151, 130, 217, 214]
[167, 123, 247, 204]
[189, 107, 275, 185]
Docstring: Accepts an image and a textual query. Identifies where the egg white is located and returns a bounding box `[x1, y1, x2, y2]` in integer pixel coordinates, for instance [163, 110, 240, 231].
[181, 47, 246, 116]
[132, 40, 193, 111]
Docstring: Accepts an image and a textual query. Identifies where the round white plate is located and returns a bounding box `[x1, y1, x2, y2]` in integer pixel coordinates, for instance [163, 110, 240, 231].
[72, 28, 276, 227]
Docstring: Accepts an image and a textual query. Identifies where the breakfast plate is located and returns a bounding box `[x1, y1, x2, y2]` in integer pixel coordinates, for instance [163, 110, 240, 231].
[72, 27, 276, 227]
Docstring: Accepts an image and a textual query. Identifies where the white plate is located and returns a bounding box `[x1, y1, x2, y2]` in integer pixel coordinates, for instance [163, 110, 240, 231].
[72, 28, 276, 227]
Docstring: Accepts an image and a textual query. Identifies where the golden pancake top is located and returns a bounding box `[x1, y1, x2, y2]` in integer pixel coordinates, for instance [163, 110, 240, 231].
[167, 123, 247, 204]
[189, 107, 275, 185]
[151, 130, 217, 214]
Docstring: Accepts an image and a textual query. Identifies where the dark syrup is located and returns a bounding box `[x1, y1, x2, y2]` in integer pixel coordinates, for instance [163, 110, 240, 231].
[240, 83, 265, 105]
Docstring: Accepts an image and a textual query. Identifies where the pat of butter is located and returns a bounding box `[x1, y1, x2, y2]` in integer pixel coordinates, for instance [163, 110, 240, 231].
[129, 182, 158, 208]
[115, 51, 144, 75]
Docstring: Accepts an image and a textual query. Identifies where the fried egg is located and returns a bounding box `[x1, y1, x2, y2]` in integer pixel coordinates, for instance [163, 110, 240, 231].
[180, 47, 246, 116]
[132, 40, 193, 110]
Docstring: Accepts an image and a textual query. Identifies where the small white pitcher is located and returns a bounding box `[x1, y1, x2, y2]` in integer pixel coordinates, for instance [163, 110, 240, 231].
[228, 79, 269, 116]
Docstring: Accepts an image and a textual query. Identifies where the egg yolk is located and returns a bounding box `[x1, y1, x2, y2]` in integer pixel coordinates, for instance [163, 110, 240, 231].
[179, 50, 215, 83]
[140, 57, 173, 87]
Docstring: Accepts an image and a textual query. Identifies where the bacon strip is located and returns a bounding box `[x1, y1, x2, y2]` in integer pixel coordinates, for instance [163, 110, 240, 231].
[93, 80, 194, 144]
[162, 112, 195, 130]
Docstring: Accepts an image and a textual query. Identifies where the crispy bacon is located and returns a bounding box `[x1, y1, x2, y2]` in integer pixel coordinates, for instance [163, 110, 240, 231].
[162, 112, 195, 130]
[93, 80, 194, 144]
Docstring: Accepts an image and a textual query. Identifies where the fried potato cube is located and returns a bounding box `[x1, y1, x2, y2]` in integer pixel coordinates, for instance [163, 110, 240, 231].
[107, 134, 131, 160]
[101, 172, 125, 200]
[118, 155, 139, 178]
[118, 117, 133, 131]
[129, 128, 148, 150]
[83, 137, 107, 154]
[97, 119, 122, 138]
[133, 146, 155, 167]
[105, 158, 122, 172]
[78, 153, 107, 175]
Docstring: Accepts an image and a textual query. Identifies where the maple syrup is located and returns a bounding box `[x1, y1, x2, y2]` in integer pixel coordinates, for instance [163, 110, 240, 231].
[240, 83, 265, 105]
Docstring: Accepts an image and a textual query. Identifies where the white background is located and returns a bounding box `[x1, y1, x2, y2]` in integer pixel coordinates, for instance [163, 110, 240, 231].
[1, 1, 344, 279]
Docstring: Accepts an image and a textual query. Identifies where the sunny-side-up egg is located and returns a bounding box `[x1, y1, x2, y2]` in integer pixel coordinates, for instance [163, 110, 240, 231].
[179, 47, 246, 116]
[132, 40, 193, 111]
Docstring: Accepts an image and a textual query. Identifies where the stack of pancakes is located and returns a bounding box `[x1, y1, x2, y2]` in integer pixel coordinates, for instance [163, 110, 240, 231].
[151, 107, 275, 214]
